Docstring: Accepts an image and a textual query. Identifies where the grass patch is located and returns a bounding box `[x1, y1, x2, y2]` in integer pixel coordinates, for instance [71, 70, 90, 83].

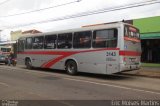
[141, 63, 160, 67]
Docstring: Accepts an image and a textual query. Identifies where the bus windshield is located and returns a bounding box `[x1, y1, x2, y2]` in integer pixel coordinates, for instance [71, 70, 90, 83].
[124, 25, 140, 40]
[1, 48, 11, 52]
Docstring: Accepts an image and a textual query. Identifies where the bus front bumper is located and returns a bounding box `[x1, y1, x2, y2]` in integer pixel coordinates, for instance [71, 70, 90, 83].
[120, 63, 141, 72]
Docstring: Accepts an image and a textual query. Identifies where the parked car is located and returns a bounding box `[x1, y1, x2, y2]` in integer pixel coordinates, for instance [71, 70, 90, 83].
[0, 55, 8, 64]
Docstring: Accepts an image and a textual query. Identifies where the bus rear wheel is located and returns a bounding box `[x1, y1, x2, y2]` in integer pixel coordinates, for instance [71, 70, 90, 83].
[66, 60, 77, 75]
[26, 59, 33, 69]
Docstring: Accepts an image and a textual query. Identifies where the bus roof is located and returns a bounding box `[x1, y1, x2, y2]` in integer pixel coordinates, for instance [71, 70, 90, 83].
[19, 22, 134, 38]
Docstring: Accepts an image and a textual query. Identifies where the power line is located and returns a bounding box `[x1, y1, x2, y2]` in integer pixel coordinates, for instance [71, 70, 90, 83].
[1, 0, 160, 29]
[0, 0, 155, 18]
[0, 0, 81, 18]
[0, 0, 11, 6]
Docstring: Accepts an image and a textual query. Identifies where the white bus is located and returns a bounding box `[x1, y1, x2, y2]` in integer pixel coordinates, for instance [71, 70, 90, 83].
[17, 22, 141, 75]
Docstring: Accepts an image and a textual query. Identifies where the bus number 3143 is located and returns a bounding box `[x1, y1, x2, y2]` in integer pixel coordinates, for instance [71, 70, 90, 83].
[106, 52, 116, 56]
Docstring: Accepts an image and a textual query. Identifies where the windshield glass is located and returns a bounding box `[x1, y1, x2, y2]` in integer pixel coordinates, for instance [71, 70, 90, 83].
[124, 25, 140, 39]
[124, 25, 141, 52]
[1, 48, 11, 52]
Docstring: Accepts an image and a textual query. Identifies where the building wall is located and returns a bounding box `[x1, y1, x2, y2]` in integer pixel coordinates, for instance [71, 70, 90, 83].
[133, 16, 160, 63]
[10, 29, 42, 41]
[10, 30, 22, 41]
[133, 16, 160, 33]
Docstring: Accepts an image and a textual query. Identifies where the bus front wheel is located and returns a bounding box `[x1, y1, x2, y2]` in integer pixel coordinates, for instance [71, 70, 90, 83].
[26, 59, 33, 69]
[66, 60, 77, 75]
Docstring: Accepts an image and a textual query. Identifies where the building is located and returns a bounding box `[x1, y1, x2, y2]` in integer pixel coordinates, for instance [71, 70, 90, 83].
[10, 30, 22, 41]
[10, 29, 42, 41]
[133, 16, 160, 63]
[10, 29, 42, 57]
[22, 29, 42, 35]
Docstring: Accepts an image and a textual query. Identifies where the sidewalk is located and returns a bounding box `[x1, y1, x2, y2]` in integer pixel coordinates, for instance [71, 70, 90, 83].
[123, 67, 160, 78]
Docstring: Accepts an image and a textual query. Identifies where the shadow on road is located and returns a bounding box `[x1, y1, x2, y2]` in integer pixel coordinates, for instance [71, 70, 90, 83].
[20, 67, 134, 81]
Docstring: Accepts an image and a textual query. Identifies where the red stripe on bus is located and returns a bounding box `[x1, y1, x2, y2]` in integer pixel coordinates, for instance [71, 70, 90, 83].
[18, 48, 141, 68]
[119, 51, 141, 56]
[18, 51, 76, 55]
[18, 48, 119, 68]
[43, 50, 141, 68]
[17, 48, 120, 55]
[41, 53, 75, 68]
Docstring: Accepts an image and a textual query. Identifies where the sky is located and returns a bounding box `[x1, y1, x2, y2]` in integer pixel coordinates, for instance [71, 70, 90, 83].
[0, 0, 160, 41]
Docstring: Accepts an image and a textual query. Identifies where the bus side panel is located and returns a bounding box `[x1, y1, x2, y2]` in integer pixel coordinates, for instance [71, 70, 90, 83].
[17, 53, 61, 68]
[50, 59, 65, 70]
[17, 50, 120, 74]
[17, 54, 26, 65]
[105, 50, 120, 74]
[31, 55, 59, 67]
[121, 39, 141, 71]
[73, 51, 107, 74]
[60, 50, 120, 74]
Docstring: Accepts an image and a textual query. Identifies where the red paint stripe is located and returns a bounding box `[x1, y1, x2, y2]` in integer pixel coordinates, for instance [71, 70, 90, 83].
[18, 48, 141, 68]
[18, 51, 76, 55]
[18, 48, 120, 55]
[42, 54, 72, 68]
[41, 52, 77, 68]
[18, 48, 119, 68]
[119, 51, 141, 56]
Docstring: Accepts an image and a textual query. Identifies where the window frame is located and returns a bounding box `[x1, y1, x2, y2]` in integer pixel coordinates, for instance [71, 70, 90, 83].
[92, 28, 118, 48]
[18, 38, 25, 52]
[44, 34, 57, 49]
[124, 25, 140, 39]
[32, 36, 44, 49]
[57, 33, 73, 49]
[73, 31, 92, 49]
[25, 37, 33, 49]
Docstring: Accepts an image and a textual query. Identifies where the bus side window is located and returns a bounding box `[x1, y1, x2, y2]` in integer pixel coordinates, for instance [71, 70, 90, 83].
[93, 29, 117, 48]
[44, 35, 57, 49]
[57, 33, 72, 49]
[25, 37, 33, 49]
[93, 30, 107, 48]
[73, 31, 91, 48]
[33, 36, 44, 49]
[18, 39, 25, 52]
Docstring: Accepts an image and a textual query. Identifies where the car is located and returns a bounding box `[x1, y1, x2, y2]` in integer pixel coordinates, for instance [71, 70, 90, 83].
[0, 55, 8, 64]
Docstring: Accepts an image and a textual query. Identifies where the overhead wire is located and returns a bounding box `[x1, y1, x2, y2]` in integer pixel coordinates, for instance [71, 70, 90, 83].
[0, 0, 81, 18]
[0, 0, 11, 6]
[1, 0, 160, 29]
[0, 0, 156, 18]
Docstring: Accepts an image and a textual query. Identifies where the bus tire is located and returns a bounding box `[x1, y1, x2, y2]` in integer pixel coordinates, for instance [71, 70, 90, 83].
[26, 58, 33, 69]
[66, 60, 77, 75]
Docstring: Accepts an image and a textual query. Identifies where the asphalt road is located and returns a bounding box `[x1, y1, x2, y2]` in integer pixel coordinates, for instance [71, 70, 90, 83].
[0, 64, 160, 106]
